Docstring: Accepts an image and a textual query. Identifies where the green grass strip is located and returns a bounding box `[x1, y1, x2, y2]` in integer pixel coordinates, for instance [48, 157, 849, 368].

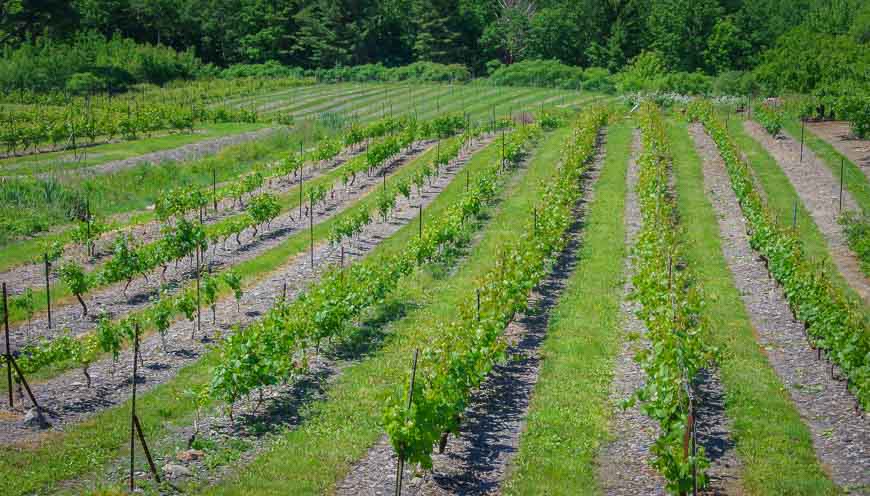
[502, 121, 629, 495]
[730, 118, 864, 305]
[0, 137, 498, 496]
[199, 128, 569, 496]
[668, 119, 836, 495]
[0, 122, 270, 175]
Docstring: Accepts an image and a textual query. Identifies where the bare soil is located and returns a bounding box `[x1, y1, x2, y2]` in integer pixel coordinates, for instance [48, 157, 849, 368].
[806, 121, 870, 172]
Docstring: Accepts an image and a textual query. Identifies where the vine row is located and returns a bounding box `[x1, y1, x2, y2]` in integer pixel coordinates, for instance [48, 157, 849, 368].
[381, 106, 606, 469]
[632, 102, 714, 493]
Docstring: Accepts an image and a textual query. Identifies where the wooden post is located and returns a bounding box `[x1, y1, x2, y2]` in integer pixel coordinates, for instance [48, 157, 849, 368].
[310, 200, 314, 269]
[533, 207, 537, 236]
[476, 289, 481, 323]
[194, 248, 201, 340]
[799, 119, 805, 164]
[793, 200, 798, 229]
[85, 198, 91, 257]
[213, 168, 218, 211]
[130, 326, 138, 492]
[839, 158, 845, 212]
[3, 283, 12, 408]
[44, 254, 51, 330]
[418, 204, 422, 239]
[501, 130, 506, 170]
[394, 349, 419, 496]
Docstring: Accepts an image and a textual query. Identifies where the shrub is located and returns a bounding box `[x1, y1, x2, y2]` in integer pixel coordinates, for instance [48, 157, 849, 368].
[65, 72, 106, 95]
[712, 70, 758, 96]
[487, 59, 589, 89]
[582, 67, 615, 93]
[0, 31, 202, 93]
[220, 61, 304, 79]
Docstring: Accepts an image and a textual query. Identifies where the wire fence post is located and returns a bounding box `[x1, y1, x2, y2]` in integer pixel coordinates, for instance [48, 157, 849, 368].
[299, 142, 304, 220]
[129, 326, 161, 491]
[196, 248, 202, 339]
[85, 197, 92, 257]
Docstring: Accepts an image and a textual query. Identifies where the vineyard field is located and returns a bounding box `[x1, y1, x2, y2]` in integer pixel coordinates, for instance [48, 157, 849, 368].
[0, 77, 867, 496]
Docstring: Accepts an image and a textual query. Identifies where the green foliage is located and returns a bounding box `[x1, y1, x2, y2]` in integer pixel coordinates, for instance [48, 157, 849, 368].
[839, 211, 870, 275]
[616, 51, 713, 94]
[58, 261, 90, 307]
[755, 104, 784, 136]
[488, 59, 593, 90]
[309, 62, 470, 83]
[209, 123, 532, 409]
[711, 70, 758, 96]
[752, 26, 869, 95]
[65, 72, 107, 95]
[689, 100, 870, 410]
[646, 0, 722, 71]
[0, 31, 202, 93]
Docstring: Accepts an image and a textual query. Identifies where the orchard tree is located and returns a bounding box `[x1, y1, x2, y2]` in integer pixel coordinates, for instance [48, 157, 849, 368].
[481, 0, 535, 65]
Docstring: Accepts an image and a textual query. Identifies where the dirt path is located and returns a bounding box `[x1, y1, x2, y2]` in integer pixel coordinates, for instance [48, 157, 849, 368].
[25, 127, 279, 179]
[744, 120, 870, 304]
[1, 139, 372, 300]
[692, 123, 870, 493]
[806, 120, 870, 171]
[333, 134, 606, 496]
[595, 130, 667, 495]
[0, 136, 495, 447]
[4, 141, 433, 352]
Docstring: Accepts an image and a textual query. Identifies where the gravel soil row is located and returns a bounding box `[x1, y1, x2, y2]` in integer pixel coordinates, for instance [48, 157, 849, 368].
[805, 120, 870, 171]
[0, 136, 494, 448]
[692, 123, 869, 493]
[595, 130, 667, 495]
[743, 120, 870, 304]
